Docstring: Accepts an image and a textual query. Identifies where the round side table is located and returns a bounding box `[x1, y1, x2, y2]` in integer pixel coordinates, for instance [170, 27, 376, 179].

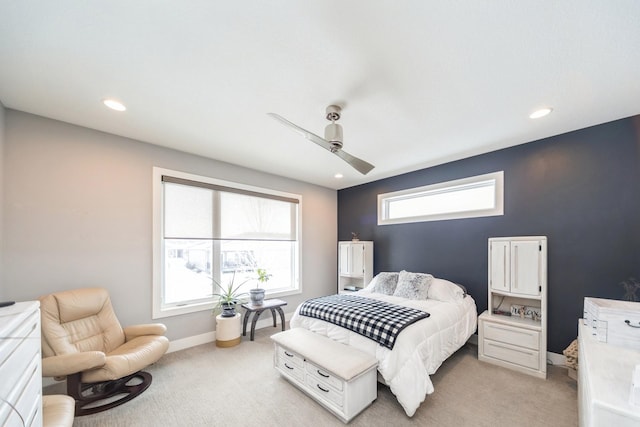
[215, 313, 241, 348]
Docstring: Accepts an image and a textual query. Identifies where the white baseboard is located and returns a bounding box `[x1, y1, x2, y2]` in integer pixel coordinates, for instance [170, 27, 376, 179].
[44, 318, 565, 389]
[168, 310, 294, 353]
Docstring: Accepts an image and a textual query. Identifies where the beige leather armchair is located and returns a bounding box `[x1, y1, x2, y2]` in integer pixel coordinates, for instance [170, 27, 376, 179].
[40, 288, 170, 416]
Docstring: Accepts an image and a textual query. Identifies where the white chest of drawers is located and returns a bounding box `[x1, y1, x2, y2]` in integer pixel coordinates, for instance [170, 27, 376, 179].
[272, 328, 377, 423]
[0, 301, 43, 427]
[578, 321, 640, 426]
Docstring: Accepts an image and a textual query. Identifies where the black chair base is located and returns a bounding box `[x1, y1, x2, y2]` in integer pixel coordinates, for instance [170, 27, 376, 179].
[67, 371, 153, 416]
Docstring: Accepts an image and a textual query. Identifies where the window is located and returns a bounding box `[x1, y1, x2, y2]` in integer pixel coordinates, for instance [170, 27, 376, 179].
[378, 171, 503, 225]
[153, 168, 300, 318]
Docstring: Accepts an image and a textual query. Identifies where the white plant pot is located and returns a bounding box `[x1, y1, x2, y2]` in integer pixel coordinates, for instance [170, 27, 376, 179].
[250, 288, 265, 305]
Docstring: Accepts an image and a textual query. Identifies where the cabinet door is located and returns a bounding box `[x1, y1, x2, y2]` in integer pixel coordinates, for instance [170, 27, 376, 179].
[339, 243, 351, 276]
[349, 244, 365, 277]
[339, 243, 365, 278]
[490, 240, 510, 293]
[511, 240, 541, 296]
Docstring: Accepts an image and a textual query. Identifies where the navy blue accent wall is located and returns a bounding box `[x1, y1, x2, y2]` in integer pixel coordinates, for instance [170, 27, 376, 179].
[338, 116, 640, 353]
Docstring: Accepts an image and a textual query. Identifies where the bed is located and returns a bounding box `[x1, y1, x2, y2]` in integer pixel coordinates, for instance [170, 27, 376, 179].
[289, 271, 477, 417]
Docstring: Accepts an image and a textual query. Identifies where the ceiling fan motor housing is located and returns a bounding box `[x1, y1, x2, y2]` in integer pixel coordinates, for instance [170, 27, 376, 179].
[324, 123, 343, 150]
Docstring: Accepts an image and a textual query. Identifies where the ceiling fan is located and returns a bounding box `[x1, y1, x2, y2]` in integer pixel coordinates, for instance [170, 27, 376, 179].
[268, 105, 375, 175]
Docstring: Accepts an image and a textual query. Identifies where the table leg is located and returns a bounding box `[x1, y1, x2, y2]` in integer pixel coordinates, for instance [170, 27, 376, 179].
[250, 309, 265, 341]
[276, 307, 286, 331]
[242, 309, 251, 337]
[270, 308, 277, 327]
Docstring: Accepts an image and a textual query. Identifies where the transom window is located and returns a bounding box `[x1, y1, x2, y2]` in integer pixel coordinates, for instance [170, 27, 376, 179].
[153, 168, 300, 318]
[378, 171, 504, 225]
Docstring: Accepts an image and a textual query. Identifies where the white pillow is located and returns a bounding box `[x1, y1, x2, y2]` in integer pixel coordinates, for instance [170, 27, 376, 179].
[368, 272, 400, 295]
[393, 270, 433, 300]
[428, 278, 465, 302]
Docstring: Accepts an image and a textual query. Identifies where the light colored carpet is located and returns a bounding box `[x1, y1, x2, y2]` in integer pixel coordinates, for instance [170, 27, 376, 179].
[45, 326, 578, 427]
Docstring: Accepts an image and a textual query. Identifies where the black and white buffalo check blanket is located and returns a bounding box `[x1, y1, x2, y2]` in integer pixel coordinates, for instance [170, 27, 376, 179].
[298, 294, 430, 350]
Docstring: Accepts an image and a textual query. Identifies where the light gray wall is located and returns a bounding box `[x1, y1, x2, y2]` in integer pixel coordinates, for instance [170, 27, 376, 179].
[0, 103, 5, 299]
[2, 110, 337, 340]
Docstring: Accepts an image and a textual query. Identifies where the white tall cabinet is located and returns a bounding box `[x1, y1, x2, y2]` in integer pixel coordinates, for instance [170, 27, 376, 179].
[0, 301, 43, 427]
[478, 236, 548, 378]
[338, 241, 373, 294]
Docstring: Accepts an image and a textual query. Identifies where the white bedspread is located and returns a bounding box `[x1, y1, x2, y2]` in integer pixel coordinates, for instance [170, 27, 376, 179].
[289, 289, 477, 416]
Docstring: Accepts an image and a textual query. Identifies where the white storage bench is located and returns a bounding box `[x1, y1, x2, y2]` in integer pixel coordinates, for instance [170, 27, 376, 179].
[271, 328, 378, 423]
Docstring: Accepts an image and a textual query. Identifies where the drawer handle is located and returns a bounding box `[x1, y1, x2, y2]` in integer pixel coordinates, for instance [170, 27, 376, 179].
[317, 370, 329, 378]
[284, 351, 294, 357]
[317, 384, 330, 393]
[625, 320, 640, 328]
[284, 363, 294, 370]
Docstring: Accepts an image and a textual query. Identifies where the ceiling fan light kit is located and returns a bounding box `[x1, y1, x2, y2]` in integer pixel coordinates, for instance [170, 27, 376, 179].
[268, 105, 374, 175]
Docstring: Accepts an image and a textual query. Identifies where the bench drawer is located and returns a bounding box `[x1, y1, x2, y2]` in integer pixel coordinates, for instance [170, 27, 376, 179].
[305, 375, 344, 408]
[276, 356, 305, 383]
[305, 361, 344, 392]
[483, 321, 540, 350]
[483, 338, 540, 370]
[276, 345, 304, 368]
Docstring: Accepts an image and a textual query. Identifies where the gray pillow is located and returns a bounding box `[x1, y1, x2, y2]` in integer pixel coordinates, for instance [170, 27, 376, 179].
[371, 272, 400, 295]
[393, 270, 433, 300]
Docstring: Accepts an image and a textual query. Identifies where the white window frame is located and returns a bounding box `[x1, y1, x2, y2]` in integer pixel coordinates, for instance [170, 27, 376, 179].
[377, 171, 504, 225]
[152, 167, 302, 319]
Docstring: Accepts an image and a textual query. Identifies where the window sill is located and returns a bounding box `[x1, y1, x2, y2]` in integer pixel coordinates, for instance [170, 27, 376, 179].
[152, 287, 301, 319]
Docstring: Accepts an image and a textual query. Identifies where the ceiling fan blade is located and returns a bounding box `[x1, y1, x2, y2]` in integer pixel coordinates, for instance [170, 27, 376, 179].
[267, 113, 333, 152]
[268, 111, 375, 175]
[334, 149, 375, 175]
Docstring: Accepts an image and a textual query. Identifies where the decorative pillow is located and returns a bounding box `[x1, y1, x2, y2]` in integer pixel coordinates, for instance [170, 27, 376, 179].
[428, 278, 466, 302]
[368, 272, 399, 295]
[393, 270, 433, 300]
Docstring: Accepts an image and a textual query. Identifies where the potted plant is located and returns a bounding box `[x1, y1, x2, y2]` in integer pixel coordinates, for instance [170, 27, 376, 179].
[250, 268, 271, 306]
[212, 271, 249, 317]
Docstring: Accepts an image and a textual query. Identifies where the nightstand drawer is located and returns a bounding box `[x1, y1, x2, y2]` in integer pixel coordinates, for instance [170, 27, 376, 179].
[276, 345, 304, 368]
[484, 338, 540, 370]
[483, 321, 540, 350]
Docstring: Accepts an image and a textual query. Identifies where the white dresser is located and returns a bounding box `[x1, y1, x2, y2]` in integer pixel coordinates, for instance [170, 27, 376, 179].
[578, 321, 640, 426]
[0, 301, 43, 427]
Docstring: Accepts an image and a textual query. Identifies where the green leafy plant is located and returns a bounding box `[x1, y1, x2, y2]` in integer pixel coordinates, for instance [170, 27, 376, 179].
[256, 268, 272, 288]
[211, 271, 249, 313]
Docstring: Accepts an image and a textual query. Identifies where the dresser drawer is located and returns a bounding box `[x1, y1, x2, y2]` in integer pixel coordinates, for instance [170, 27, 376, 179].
[276, 356, 305, 383]
[0, 318, 40, 400]
[305, 374, 343, 408]
[483, 338, 540, 370]
[276, 345, 304, 368]
[483, 321, 540, 350]
[0, 310, 38, 364]
[306, 361, 344, 392]
[13, 354, 41, 427]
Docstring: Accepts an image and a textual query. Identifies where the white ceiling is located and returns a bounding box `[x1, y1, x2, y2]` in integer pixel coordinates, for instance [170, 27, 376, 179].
[1, 2, 640, 190]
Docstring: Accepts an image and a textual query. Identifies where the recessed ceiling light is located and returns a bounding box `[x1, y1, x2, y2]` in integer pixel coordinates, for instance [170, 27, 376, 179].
[103, 99, 126, 112]
[334, 173, 343, 179]
[529, 107, 552, 119]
